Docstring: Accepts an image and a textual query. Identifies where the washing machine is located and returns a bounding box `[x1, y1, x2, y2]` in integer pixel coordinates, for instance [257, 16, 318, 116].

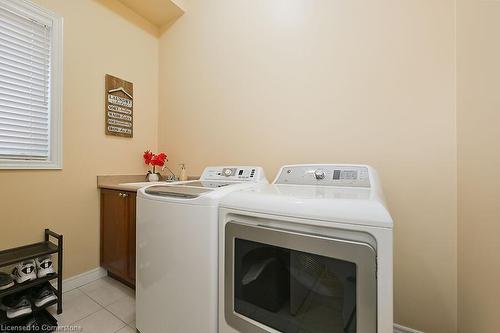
[218, 164, 393, 333]
[136, 166, 267, 333]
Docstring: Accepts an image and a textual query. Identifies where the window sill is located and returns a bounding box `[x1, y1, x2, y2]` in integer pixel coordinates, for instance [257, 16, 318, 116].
[0, 160, 63, 170]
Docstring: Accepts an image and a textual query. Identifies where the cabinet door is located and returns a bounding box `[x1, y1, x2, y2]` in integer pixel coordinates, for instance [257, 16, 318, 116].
[101, 189, 129, 279]
[128, 192, 136, 283]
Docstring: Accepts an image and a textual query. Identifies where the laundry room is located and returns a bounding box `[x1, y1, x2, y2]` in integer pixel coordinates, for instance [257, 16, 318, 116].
[0, 0, 497, 333]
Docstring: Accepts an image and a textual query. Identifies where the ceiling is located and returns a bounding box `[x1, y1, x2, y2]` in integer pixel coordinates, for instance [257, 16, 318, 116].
[117, 0, 184, 28]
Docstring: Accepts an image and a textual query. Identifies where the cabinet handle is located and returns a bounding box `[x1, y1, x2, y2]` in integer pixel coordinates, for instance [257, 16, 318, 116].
[123, 193, 128, 197]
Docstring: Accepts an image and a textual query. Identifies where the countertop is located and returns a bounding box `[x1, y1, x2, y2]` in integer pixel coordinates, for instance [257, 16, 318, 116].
[97, 175, 198, 192]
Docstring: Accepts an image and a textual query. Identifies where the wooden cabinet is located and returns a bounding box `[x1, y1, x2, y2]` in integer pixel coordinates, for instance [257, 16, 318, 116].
[100, 189, 136, 287]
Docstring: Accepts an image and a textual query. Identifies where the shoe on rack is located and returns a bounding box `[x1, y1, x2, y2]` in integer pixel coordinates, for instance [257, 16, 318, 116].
[0, 272, 14, 290]
[11, 260, 37, 283]
[1, 292, 32, 319]
[19, 311, 57, 333]
[35, 255, 55, 278]
[31, 283, 57, 308]
[22, 316, 40, 332]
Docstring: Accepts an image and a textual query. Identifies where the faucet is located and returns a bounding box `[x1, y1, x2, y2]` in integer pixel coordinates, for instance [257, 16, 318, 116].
[162, 164, 178, 181]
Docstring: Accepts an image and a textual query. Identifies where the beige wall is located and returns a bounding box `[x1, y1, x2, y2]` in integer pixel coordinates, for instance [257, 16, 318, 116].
[0, 1, 467, 331]
[0, 0, 158, 278]
[457, 1, 500, 332]
[158, 1, 457, 332]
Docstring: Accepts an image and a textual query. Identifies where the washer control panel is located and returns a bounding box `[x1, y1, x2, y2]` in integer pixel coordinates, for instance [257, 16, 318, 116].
[275, 165, 371, 188]
[201, 166, 264, 182]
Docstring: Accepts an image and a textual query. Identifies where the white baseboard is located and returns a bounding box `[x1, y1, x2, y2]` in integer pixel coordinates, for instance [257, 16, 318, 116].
[59, 267, 107, 293]
[394, 324, 424, 333]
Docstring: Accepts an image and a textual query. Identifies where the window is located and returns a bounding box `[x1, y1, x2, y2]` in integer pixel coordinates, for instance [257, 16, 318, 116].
[0, 0, 62, 169]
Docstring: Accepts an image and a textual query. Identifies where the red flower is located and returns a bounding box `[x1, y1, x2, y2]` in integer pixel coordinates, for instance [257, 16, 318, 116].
[143, 150, 168, 170]
[157, 153, 167, 163]
[143, 150, 154, 165]
[151, 152, 167, 167]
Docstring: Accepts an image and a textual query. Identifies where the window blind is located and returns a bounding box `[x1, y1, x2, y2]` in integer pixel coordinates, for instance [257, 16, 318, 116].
[0, 6, 51, 161]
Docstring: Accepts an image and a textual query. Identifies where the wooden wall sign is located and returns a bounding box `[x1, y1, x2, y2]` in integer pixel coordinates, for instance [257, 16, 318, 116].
[105, 74, 133, 138]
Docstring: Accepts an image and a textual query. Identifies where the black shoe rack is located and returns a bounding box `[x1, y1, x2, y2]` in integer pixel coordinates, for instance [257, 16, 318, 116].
[0, 229, 62, 332]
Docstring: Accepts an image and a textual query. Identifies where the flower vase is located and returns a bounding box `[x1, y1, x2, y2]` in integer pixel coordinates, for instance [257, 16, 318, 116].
[147, 173, 160, 182]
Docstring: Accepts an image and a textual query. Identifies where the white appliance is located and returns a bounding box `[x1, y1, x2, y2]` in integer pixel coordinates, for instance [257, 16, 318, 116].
[136, 166, 267, 333]
[218, 164, 393, 333]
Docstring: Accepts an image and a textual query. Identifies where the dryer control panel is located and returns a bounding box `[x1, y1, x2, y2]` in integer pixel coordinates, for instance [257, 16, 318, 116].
[274, 165, 371, 188]
[200, 166, 267, 182]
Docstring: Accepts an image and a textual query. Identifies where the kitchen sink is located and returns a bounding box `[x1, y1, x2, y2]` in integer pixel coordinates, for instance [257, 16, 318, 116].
[119, 182, 160, 186]
[118, 181, 175, 190]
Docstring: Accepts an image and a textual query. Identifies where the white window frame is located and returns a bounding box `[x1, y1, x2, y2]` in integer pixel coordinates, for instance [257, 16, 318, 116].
[0, 0, 63, 169]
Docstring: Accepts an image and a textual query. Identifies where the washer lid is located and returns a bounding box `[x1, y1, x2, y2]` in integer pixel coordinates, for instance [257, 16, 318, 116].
[220, 184, 393, 228]
[145, 185, 213, 198]
[178, 181, 236, 188]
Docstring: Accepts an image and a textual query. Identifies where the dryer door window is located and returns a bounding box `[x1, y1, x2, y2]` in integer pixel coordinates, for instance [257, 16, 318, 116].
[225, 222, 377, 333]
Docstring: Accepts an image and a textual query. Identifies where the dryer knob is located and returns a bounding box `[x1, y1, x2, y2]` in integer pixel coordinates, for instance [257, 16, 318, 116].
[314, 169, 325, 180]
[223, 169, 233, 177]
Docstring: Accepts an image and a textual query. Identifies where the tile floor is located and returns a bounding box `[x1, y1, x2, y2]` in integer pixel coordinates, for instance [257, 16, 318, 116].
[48, 276, 135, 333]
